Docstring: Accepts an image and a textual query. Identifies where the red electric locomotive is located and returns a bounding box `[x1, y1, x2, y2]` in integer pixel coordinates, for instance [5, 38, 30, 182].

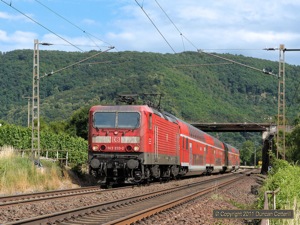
[88, 104, 240, 185]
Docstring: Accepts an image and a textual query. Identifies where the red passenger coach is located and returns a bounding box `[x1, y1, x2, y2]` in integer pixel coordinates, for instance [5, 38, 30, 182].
[226, 144, 240, 170]
[171, 116, 239, 176]
[88, 105, 240, 185]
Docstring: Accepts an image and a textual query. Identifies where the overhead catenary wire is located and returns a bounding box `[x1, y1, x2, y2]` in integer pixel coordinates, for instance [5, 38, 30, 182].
[1, 0, 118, 79]
[135, 0, 176, 53]
[154, 0, 198, 51]
[0, 0, 83, 52]
[41, 46, 114, 78]
[198, 50, 277, 77]
[154, 0, 180, 35]
[136, 0, 283, 130]
[52, 44, 109, 48]
[152, 0, 279, 76]
[77, 61, 112, 66]
[201, 48, 264, 51]
[154, 0, 185, 51]
[1, 0, 116, 80]
[173, 62, 233, 67]
[34, 0, 113, 50]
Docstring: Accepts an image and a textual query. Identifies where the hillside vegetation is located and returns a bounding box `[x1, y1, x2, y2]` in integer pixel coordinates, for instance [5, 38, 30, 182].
[1, 50, 299, 126]
[1, 50, 300, 165]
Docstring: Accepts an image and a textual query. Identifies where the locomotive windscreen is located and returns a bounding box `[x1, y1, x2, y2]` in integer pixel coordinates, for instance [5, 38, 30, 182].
[93, 112, 140, 129]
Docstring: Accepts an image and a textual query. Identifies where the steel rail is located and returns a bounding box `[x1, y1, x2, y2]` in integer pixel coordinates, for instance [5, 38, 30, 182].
[0, 186, 100, 205]
[3, 173, 246, 224]
[105, 176, 243, 225]
[0, 185, 137, 208]
[0, 171, 242, 207]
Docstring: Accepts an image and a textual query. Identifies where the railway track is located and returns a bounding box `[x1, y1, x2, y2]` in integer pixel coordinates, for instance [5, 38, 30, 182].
[4, 172, 248, 225]
[0, 185, 148, 208]
[0, 185, 146, 208]
[0, 186, 102, 207]
[0, 169, 254, 208]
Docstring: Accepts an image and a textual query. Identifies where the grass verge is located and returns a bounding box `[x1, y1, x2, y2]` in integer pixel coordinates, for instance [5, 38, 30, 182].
[0, 146, 79, 195]
[258, 158, 300, 225]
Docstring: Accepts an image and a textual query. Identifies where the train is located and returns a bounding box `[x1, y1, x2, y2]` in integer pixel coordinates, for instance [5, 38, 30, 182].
[88, 104, 240, 185]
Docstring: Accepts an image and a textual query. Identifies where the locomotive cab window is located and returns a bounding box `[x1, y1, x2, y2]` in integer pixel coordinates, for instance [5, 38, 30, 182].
[118, 112, 140, 128]
[94, 112, 116, 128]
[94, 112, 140, 129]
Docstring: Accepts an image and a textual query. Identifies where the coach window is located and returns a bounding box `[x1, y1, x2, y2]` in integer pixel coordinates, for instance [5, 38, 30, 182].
[186, 138, 189, 150]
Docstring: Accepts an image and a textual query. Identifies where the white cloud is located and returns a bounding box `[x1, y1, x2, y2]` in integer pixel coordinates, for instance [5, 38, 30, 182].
[107, 31, 135, 41]
[0, 30, 36, 51]
[11, 31, 37, 43]
[0, 12, 13, 19]
[0, 30, 9, 41]
[0, 0, 300, 64]
[178, 6, 220, 21]
[0, 11, 32, 22]
[82, 19, 97, 25]
[41, 33, 108, 51]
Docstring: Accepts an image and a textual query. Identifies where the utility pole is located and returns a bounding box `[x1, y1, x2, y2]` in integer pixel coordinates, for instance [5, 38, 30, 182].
[31, 39, 52, 165]
[265, 45, 300, 160]
[32, 39, 40, 162]
[277, 44, 286, 159]
[30, 40, 113, 165]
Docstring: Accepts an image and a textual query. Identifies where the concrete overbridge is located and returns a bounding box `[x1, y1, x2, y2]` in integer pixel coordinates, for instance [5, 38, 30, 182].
[191, 122, 272, 132]
[191, 122, 276, 175]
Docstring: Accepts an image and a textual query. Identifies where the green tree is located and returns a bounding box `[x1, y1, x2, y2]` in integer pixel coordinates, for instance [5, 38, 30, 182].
[48, 120, 68, 134]
[286, 125, 300, 163]
[65, 106, 90, 140]
[240, 141, 255, 166]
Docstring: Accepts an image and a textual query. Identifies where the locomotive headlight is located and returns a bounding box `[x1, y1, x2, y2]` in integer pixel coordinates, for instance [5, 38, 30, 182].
[133, 146, 140, 152]
[92, 145, 99, 151]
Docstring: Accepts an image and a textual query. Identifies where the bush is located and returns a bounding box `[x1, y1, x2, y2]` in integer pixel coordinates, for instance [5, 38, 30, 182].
[0, 123, 87, 165]
[258, 159, 300, 224]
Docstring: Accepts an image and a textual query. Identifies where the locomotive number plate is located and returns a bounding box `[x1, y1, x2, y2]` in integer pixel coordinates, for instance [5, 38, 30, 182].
[107, 146, 124, 151]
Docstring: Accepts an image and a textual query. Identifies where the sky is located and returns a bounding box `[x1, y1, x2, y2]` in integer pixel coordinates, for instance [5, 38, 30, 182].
[1, 0, 300, 65]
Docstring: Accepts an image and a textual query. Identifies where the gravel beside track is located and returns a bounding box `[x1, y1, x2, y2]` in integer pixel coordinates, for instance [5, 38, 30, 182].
[139, 174, 259, 225]
[0, 171, 259, 224]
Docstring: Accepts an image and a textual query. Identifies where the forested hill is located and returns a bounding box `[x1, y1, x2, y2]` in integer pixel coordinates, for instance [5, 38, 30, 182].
[0, 50, 299, 126]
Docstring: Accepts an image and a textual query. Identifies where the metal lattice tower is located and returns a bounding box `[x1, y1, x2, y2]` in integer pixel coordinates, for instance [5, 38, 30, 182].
[265, 45, 300, 160]
[31, 39, 40, 161]
[277, 44, 286, 159]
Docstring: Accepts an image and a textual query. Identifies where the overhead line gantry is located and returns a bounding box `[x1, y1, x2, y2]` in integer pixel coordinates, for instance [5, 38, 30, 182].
[264, 45, 300, 160]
